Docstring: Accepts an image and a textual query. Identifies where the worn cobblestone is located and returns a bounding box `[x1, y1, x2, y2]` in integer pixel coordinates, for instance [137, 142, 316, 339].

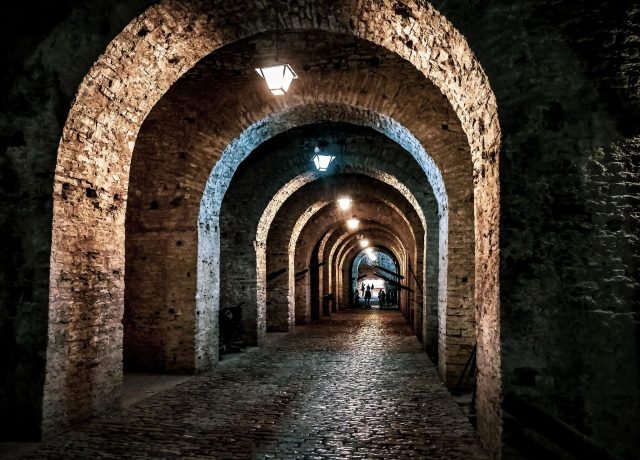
[19, 311, 486, 459]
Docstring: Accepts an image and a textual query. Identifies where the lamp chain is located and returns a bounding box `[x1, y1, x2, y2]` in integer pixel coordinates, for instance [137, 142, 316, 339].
[275, 1, 280, 62]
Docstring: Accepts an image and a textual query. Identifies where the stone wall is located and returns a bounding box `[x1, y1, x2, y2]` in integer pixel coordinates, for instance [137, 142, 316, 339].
[437, 1, 640, 457]
[0, 0, 154, 439]
[12, 3, 633, 460]
[264, 173, 422, 331]
[218, 127, 425, 346]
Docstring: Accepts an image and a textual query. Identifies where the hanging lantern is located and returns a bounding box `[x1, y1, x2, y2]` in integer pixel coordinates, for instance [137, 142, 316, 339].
[365, 246, 377, 261]
[359, 238, 369, 248]
[346, 216, 360, 230]
[311, 146, 335, 171]
[337, 197, 352, 210]
[255, 64, 298, 96]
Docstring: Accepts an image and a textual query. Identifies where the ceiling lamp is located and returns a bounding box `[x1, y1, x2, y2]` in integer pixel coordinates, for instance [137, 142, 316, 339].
[255, 64, 298, 96]
[255, 3, 298, 96]
[365, 246, 377, 261]
[337, 197, 352, 210]
[359, 238, 369, 248]
[346, 216, 360, 230]
[312, 146, 335, 172]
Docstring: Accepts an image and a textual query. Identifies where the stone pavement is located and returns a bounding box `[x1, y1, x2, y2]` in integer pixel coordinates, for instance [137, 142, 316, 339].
[17, 311, 488, 459]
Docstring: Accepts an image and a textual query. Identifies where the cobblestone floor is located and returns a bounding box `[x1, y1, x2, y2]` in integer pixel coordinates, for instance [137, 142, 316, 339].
[16, 310, 487, 459]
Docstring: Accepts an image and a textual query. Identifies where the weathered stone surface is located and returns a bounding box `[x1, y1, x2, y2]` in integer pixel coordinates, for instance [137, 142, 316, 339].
[43, 1, 496, 448]
[16, 311, 488, 460]
[218, 128, 426, 349]
[434, 2, 640, 457]
[3, 0, 637, 458]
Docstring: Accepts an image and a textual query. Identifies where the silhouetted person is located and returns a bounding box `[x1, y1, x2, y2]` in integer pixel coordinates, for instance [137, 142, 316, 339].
[379, 289, 386, 308]
[364, 286, 372, 308]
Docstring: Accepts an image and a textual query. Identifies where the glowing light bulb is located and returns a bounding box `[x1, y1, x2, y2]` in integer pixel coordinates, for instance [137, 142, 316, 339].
[255, 64, 298, 95]
[365, 247, 377, 261]
[359, 239, 369, 248]
[346, 216, 359, 230]
[311, 146, 335, 172]
[337, 197, 352, 210]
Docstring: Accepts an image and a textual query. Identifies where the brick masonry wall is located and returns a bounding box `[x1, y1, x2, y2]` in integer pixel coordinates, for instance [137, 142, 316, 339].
[3, 2, 637, 456]
[0, 0, 155, 440]
[127, 30, 472, 382]
[262, 173, 423, 333]
[218, 129, 424, 346]
[432, 1, 640, 457]
[2, 0, 519, 455]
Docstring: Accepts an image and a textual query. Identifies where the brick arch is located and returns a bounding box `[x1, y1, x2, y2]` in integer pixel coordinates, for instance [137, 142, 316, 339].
[209, 117, 435, 354]
[340, 232, 407, 283]
[328, 225, 406, 300]
[294, 204, 416, 325]
[350, 241, 406, 288]
[337, 230, 409, 312]
[334, 228, 412, 309]
[325, 226, 409, 313]
[205, 113, 445, 371]
[201, 106, 441, 349]
[48, 0, 501, 451]
[349, 243, 404, 307]
[352, 246, 401, 286]
[259, 171, 423, 334]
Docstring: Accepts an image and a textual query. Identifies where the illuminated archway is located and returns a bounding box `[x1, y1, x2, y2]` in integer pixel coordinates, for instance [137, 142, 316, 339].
[48, 1, 500, 452]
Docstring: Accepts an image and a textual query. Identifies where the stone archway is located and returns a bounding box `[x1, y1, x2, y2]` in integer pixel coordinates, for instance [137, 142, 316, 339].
[350, 245, 402, 309]
[291, 202, 416, 326]
[256, 168, 424, 333]
[47, 0, 500, 453]
[199, 108, 442, 367]
[335, 228, 411, 313]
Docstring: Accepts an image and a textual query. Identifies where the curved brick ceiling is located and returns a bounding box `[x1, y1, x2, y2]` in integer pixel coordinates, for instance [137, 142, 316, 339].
[46, 2, 501, 448]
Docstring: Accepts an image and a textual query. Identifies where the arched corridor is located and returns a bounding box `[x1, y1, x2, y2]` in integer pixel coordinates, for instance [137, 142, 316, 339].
[1, 1, 639, 459]
[16, 311, 488, 460]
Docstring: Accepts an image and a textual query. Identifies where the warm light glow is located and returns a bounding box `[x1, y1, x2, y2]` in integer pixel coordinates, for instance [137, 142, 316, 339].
[365, 247, 377, 261]
[359, 239, 369, 248]
[312, 146, 335, 171]
[346, 216, 360, 230]
[337, 197, 352, 210]
[255, 64, 298, 95]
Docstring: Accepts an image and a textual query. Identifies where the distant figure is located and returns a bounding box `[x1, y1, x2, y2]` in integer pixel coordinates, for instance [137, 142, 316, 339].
[364, 286, 372, 308]
[361, 283, 365, 296]
[379, 289, 386, 308]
